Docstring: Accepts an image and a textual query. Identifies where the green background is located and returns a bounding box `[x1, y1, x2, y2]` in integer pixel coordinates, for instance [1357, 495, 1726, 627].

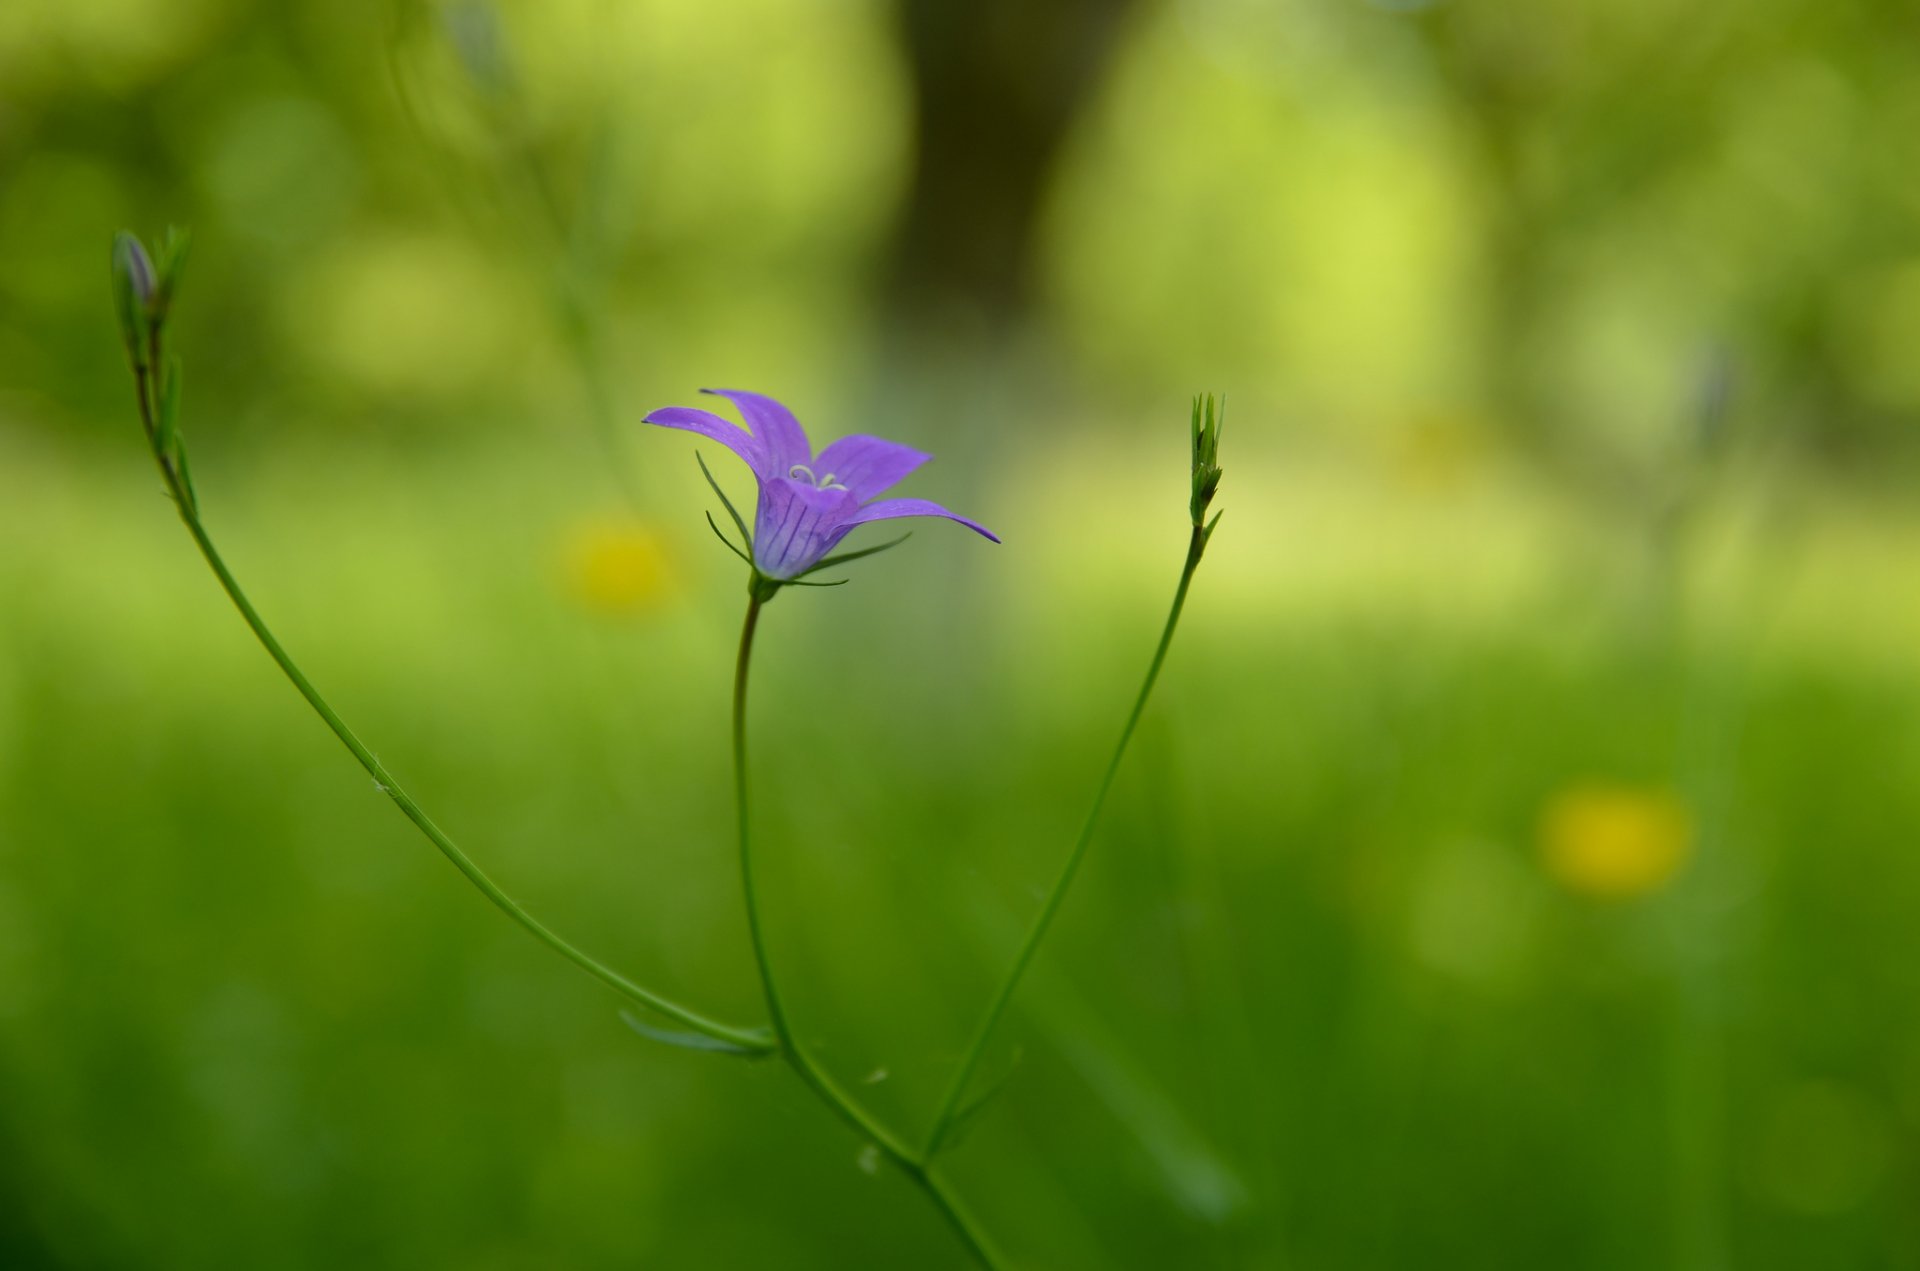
[6, 0, 1920, 1266]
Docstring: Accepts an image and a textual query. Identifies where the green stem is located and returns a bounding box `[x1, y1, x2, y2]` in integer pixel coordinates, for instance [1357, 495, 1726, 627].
[925, 524, 1210, 1157]
[553, 275, 648, 514]
[731, 594, 785, 1031]
[514, 135, 647, 516]
[732, 588, 1008, 1269]
[133, 384, 769, 1055]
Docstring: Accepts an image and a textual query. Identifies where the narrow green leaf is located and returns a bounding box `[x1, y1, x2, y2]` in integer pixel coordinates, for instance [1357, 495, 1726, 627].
[173, 440, 199, 515]
[153, 226, 192, 324]
[619, 1009, 772, 1058]
[940, 1047, 1025, 1152]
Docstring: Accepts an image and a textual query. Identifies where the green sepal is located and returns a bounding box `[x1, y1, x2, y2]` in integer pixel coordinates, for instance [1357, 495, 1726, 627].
[619, 1010, 775, 1059]
[1203, 508, 1224, 547]
[781, 576, 849, 588]
[704, 511, 753, 567]
[696, 451, 751, 549]
[748, 573, 784, 604]
[793, 531, 911, 579]
[152, 226, 192, 327]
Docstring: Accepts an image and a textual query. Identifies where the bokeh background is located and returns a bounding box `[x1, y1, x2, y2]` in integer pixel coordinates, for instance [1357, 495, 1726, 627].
[6, 0, 1920, 1266]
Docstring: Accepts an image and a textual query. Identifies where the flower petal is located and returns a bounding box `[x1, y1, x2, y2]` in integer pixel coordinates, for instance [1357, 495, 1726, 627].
[811, 434, 931, 502]
[702, 389, 811, 476]
[642, 406, 768, 478]
[842, 497, 999, 543]
[753, 477, 861, 579]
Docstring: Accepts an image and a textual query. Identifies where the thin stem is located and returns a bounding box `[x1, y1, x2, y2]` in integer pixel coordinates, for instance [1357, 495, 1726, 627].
[517, 131, 648, 516]
[553, 277, 648, 513]
[732, 594, 786, 1034]
[921, 1165, 1009, 1270]
[925, 525, 1210, 1157]
[132, 383, 769, 1054]
[732, 588, 1007, 1269]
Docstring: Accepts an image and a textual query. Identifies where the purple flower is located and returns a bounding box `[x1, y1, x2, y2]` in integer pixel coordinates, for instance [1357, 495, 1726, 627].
[642, 389, 999, 580]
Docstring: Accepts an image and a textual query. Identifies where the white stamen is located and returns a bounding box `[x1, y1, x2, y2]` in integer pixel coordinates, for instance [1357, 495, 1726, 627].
[788, 463, 847, 491]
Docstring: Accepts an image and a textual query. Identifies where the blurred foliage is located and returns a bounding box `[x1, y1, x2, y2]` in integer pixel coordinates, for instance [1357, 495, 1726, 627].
[6, 0, 1920, 1268]
[7, 0, 1920, 464]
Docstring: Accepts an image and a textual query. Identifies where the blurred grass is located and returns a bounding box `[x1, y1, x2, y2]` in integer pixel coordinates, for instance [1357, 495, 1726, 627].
[6, 420, 1920, 1265]
[9, 0, 1920, 1265]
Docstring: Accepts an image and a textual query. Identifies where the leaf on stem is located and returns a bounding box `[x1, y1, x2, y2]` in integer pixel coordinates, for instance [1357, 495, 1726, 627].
[152, 226, 192, 326]
[173, 441, 200, 515]
[937, 1046, 1024, 1154]
[619, 1009, 773, 1058]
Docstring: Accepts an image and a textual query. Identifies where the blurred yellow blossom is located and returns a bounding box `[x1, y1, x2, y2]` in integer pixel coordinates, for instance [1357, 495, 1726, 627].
[560, 518, 678, 617]
[1539, 783, 1693, 899]
[1388, 409, 1493, 492]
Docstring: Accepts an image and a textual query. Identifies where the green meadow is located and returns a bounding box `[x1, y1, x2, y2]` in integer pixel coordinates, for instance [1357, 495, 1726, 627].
[7, 1, 1920, 1266]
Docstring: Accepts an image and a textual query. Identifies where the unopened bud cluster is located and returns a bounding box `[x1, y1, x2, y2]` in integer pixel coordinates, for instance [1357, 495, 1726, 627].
[1189, 393, 1225, 531]
[111, 228, 190, 373]
[111, 228, 198, 511]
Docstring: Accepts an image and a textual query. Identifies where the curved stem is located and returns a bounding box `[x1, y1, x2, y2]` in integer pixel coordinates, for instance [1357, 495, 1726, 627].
[732, 594, 787, 1034]
[732, 589, 1007, 1269]
[133, 387, 769, 1054]
[925, 525, 1210, 1157]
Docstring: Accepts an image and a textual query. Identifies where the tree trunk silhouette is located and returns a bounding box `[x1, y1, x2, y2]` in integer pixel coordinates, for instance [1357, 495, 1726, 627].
[885, 0, 1141, 333]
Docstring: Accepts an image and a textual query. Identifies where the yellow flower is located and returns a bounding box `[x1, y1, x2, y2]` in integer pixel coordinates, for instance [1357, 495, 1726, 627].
[560, 518, 677, 618]
[1539, 783, 1692, 899]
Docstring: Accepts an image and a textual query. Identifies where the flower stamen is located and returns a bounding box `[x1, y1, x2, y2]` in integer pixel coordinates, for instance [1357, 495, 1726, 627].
[787, 463, 846, 491]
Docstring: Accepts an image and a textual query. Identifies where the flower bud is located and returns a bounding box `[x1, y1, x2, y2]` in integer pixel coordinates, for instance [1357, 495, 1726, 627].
[1189, 392, 1225, 528]
[111, 231, 156, 366]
